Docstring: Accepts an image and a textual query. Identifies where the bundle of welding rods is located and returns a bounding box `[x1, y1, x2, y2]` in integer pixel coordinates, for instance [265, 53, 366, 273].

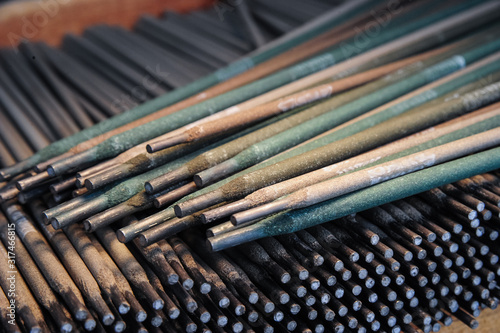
[2, 175, 500, 333]
[2, 0, 500, 332]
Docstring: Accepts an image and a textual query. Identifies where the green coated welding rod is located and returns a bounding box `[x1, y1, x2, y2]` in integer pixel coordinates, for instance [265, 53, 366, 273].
[0, 0, 370, 181]
[203, 105, 500, 224]
[144, 47, 454, 193]
[208, 145, 500, 251]
[175, 53, 500, 217]
[122, 51, 500, 240]
[231, 128, 500, 224]
[46, 0, 491, 177]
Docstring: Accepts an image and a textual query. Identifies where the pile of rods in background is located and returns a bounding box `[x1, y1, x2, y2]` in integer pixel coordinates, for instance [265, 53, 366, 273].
[1, 0, 500, 332]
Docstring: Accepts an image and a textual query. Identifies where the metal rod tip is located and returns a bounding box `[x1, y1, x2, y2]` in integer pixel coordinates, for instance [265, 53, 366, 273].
[152, 299, 164, 310]
[102, 314, 115, 326]
[118, 303, 130, 314]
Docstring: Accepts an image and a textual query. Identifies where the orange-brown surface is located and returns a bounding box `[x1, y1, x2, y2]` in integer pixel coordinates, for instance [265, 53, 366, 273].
[0, 0, 214, 47]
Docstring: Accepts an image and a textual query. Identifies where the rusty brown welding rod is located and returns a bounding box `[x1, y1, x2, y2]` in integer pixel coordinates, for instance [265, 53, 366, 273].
[361, 257, 386, 276]
[441, 183, 486, 212]
[305, 274, 321, 292]
[0, 183, 19, 203]
[168, 236, 212, 294]
[248, 316, 274, 333]
[2, 204, 90, 322]
[374, 250, 400, 271]
[480, 223, 499, 241]
[31, 203, 120, 325]
[355, 215, 414, 262]
[383, 203, 438, 242]
[469, 237, 490, 257]
[341, 314, 361, 332]
[173, 308, 198, 333]
[462, 253, 484, 272]
[155, 182, 198, 208]
[155, 240, 194, 290]
[132, 239, 179, 286]
[456, 177, 500, 206]
[258, 237, 310, 280]
[136, 214, 200, 246]
[343, 242, 375, 264]
[15, 170, 52, 192]
[91, 234, 148, 323]
[393, 308, 414, 325]
[196, 295, 228, 328]
[391, 278, 417, 301]
[356, 286, 379, 306]
[141, 262, 182, 320]
[312, 266, 337, 287]
[362, 207, 424, 245]
[372, 283, 398, 307]
[338, 288, 362, 312]
[321, 221, 376, 261]
[405, 197, 466, 233]
[95, 227, 164, 310]
[455, 297, 481, 316]
[220, 306, 245, 332]
[285, 299, 301, 315]
[395, 200, 451, 241]
[401, 237, 429, 260]
[278, 314, 298, 332]
[307, 225, 360, 262]
[135, 203, 225, 246]
[288, 244, 323, 271]
[310, 285, 332, 305]
[288, 278, 308, 298]
[167, 280, 199, 314]
[17, 184, 51, 205]
[50, 176, 77, 194]
[62, 222, 131, 315]
[416, 257, 438, 273]
[0, 172, 35, 203]
[277, 233, 324, 267]
[312, 301, 335, 322]
[294, 229, 344, 271]
[420, 188, 479, 221]
[192, 298, 212, 324]
[189, 236, 261, 305]
[237, 241, 292, 283]
[106, 300, 127, 332]
[191, 251, 245, 315]
[343, 261, 368, 282]
[453, 235, 475, 256]
[481, 172, 500, 188]
[473, 173, 500, 195]
[327, 215, 380, 245]
[83, 186, 181, 232]
[0, 240, 46, 333]
[236, 295, 260, 323]
[0, 213, 74, 332]
[225, 249, 290, 305]
[290, 293, 318, 320]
